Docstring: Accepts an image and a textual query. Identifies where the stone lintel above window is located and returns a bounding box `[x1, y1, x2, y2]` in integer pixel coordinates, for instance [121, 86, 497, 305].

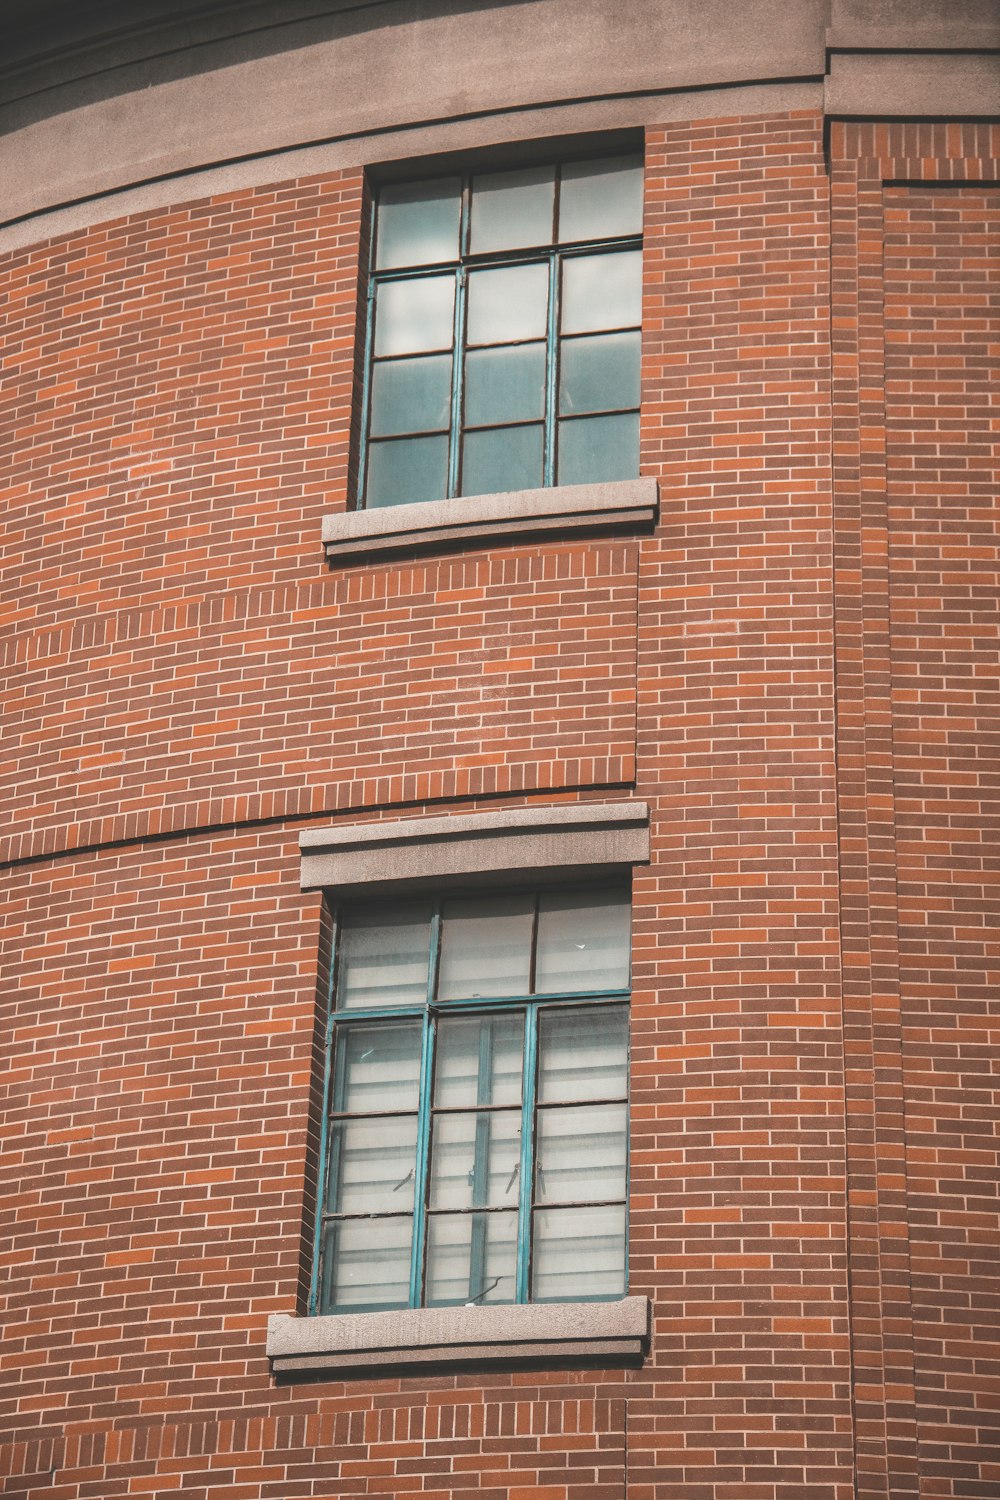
[267, 1296, 650, 1375]
[321, 477, 658, 565]
[298, 801, 651, 896]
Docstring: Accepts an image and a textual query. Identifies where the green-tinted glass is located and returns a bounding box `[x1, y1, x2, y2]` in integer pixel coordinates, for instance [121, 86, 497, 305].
[322, 1215, 412, 1311]
[558, 155, 643, 242]
[466, 262, 549, 346]
[425, 1209, 517, 1306]
[560, 249, 641, 334]
[370, 354, 452, 436]
[332, 1021, 423, 1114]
[469, 164, 555, 253]
[465, 343, 546, 427]
[375, 177, 462, 269]
[559, 330, 640, 416]
[460, 423, 544, 498]
[374, 274, 456, 356]
[531, 1203, 625, 1302]
[366, 433, 448, 507]
[557, 412, 638, 486]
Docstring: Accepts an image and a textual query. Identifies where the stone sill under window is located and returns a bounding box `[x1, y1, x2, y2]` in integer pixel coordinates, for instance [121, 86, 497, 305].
[267, 1296, 650, 1375]
[321, 478, 659, 565]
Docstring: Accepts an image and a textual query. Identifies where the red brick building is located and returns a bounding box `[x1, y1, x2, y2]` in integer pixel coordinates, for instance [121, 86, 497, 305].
[2, 4, 998, 1498]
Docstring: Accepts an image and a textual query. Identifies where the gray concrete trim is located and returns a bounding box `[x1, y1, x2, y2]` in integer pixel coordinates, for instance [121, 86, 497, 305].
[267, 1296, 650, 1373]
[0, 80, 825, 258]
[828, 0, 1000, 53]
[825, 50, 1000, 119]
[322, 479, 659, 564]
[299, 802, 651, 894]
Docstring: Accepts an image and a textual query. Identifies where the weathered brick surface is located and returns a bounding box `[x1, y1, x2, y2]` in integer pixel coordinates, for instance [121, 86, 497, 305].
[2, 112, 998, 1500]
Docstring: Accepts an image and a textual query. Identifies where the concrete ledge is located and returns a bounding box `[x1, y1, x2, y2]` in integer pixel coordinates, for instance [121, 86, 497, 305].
[825, 50, 1000, 119]
[321, 479, 659, 565]
[267, 1296, 650, 1374]
[299, 802, 650, 895]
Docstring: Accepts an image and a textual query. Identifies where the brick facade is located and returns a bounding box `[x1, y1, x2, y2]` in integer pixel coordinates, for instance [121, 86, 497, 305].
[2, 98, 998, 1500]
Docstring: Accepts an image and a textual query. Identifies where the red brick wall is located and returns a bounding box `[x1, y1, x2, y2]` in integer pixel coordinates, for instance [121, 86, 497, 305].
[2, 112, 998, 1500]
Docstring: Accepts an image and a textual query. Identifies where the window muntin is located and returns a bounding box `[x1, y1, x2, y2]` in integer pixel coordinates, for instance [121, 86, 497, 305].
[359, 154, 643, 508]
[314, 885, 631, 1314]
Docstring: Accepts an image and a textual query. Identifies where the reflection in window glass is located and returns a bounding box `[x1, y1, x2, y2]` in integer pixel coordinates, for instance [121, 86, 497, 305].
[374, 275, 456, 356]
[333, 1021, 423, 1113]
[460, 423, 544, 498]
[328, 1115, 419, 1214]
[430, 1110, 522, 1210]
[538, 1005, 628, 1104]
[435, 1014, 524, 1108]
[469, 165, 555, 253]
[370, 354, 452, 436]
[426, 1209, 518, 1306]
[557, 412, 639, 486]
[323, 1215, 413, 1310]
[559, 331, 641, 417]
[376, 177, 462, 269]
[560, 250, 641, 335]
[558, 155, 643, 242]
[366, 433, 450, 508]
[535, 888, 631, 993]
[338, 901, 432, 1008]
[466, 263, 549, 346]
[438, 892, 534, 1000]
[532, 1203, 626, 1302]
[535, 1102, 627, 1204]
[465, 344, 546, 427]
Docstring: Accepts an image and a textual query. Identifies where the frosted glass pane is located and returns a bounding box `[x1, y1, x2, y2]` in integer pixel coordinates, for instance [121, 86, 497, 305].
[338, 901, 432, 1008]
[557, 412, 638, 486]
[328, 1114, 418, 1213]
[437, 893, 533, 1000]
[532, 1203, 625, 1302]
[435, 1014, 524, 1108]
[467, 263, 549, 345]
[460, 423, 543, 498]
[559, 331, 640, 415]
[323, 1215, 412, 1311]
[333, 1022, 423, 1114]
[559, 155, 643, 242]
[426, 1210, 517, 1305]
[469, 165, 555, 252]
[535, 888, 630, 994]
[561, 250, 641, 334]
[365, 433, 448, 508]
[465, 343, 546, 427]
[430, 1109, 522, 1209]
[370, 354, 452, 436]
[535, 1102, 627, 1204]
[376, 177, 462, 269]
[538, 1005, 628, 1104]
[374, 275, 456, 355]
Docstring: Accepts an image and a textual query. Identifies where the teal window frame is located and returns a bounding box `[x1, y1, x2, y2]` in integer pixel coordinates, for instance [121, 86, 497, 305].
[357, 155, 643, 508]
[310, 886, 631, 1314]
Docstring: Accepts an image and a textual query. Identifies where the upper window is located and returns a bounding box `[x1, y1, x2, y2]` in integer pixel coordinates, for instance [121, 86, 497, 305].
[359, 154, 643, 508]
[313, 884, 631, 1314]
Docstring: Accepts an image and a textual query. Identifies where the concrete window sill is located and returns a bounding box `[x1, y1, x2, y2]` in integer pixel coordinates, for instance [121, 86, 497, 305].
[321, 478, 659, 565]
[267, 1296, 650, 1375]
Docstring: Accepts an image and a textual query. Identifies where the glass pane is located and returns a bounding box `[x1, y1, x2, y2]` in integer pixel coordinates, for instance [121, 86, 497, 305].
[321, 1215, 412, 1311]
[535, 888, 631, 994]
[465, 343, 546, 427]
[435, 1013, 524, 1108]
[332, 1022, 423, 1114]
[561, 250, 641, 334]
[374, 274, 456, 356]
[467, 263, 549, 346]
[531, 1203, 625, 1302]
[426, 1209, 518, 1306]
[557, 412, 638, 487]
[460, 423, 543, 498]
[437, 892, 534, 1001]
[535, 1102, 627, 1204]
[558, 155, 643, 242]
[538, 1006, 628, 1103]
[327, 1114, 418, 1214]
[430, 1109, 522, 1210]
[559, 331, 640, 416]
[469, 165, 555, 253]
[376, 177, 462, 269]
[338, 901, 433, 1009]
[370, 354, 452, 436]
[365, 433, 448, 508]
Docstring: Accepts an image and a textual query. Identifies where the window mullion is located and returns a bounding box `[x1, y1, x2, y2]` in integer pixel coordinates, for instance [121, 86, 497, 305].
[515, 1003, 539, 1303]
[446, 266, 465, 498]
[543, 252, 559, 487]
[409, 1007, 435, 1307]
[356, 278, 378, 506]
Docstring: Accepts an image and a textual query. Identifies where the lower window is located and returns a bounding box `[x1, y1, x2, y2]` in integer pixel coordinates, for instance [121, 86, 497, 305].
[313, 883, 631, 1313]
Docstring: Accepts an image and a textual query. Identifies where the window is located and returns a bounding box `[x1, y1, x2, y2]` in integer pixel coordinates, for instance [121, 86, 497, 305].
[359, 154, 643, 508]
[313, 883, 631, 1314]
